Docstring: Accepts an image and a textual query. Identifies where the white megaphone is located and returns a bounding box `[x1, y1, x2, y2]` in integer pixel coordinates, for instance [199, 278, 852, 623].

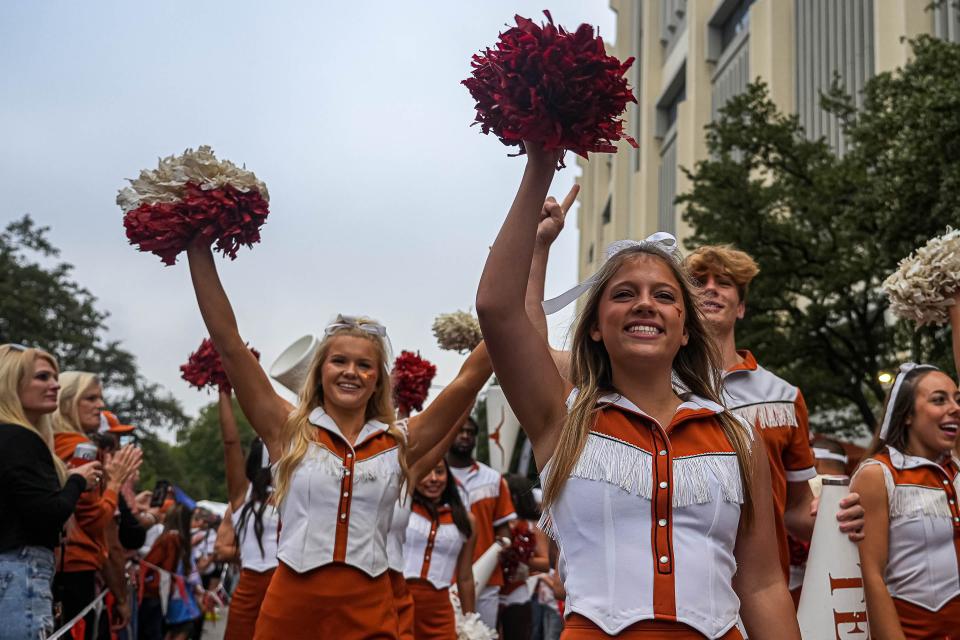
[270, 335, 319, 394]
[472, 537, 509, 592]
[797, 476, 869, 639]
[485, 385, 521, 473]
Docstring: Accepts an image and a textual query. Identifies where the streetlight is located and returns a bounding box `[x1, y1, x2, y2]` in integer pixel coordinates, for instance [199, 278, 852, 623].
[878, 371, 893, 385]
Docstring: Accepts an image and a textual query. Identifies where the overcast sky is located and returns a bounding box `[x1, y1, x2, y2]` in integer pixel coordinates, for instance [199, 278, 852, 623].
[1, 1, 617, 434]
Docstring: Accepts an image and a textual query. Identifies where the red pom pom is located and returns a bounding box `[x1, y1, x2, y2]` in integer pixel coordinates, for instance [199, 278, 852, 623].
[391, 351, 437, 415]
[123, 201, 195, 266]
[463, 11, 637, 168]
[123, 184, 270, 266]
[501, 519, 537, 583]
[180, 338, 260, 393]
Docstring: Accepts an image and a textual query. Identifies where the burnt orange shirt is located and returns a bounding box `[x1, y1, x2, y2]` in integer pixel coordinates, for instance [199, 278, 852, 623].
[54, 432, 118, 572]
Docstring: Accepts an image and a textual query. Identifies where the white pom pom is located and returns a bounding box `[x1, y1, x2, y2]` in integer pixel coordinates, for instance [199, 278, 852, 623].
[449, 589, 497, 640]
[882, 227, 960, 327]
[433, 310, 483, 353]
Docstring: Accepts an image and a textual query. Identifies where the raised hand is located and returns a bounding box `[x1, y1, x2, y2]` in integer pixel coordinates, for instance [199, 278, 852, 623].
[104, 445, 143, 491]
[536, 184, 580, 247]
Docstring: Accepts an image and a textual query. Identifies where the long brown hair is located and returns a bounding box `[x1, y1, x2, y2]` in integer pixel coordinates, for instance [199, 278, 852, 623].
[273, 321, 410, 505]
[542, 245, 756, 526]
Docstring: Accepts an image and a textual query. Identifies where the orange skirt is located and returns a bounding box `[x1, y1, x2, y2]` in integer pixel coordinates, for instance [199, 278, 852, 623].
[224, 567, 275, 640]
[894, 596, 960, 639]
[406, 579, 456, 640]
[562, 613, 743, 639]
[389, 569, 415, 640]
[253, 562, 398, 640]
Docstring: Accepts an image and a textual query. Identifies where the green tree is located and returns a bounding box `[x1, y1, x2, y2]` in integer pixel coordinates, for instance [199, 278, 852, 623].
[173, 397, 257, 502]
[678, 36, 960, 437]
[1, 215, 188, 466]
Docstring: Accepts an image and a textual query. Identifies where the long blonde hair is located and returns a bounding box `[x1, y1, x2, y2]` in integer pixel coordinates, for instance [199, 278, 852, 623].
[273, 321, 410, 505]
[52, 371, 100, 435]
[0, 344, 68, 483]
[543, 246, 756, 526]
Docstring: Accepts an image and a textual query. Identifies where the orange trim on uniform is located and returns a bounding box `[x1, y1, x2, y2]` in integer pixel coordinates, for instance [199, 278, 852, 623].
[562, 613, 744, 639]
[410, 503, 455, 581]
[254, 562, 398, 640]
[389, 569, 415, 640]
[406, 578, 456, 640]
[893, 595, 960, 640]
[593, 399, 732, 626]
[224, 567, 275, 640]
[311, 426, 397, 564]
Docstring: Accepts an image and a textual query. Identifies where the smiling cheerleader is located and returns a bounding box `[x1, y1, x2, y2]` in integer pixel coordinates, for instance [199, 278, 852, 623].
[475, 142, 800, 638]
[851, 365, 960, 638]
[183, 237, 492, 640]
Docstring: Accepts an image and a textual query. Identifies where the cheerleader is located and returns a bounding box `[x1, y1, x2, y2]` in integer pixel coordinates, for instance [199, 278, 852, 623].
[951, 291, 960, 463]
[403, 458, 476, 639]
[388, 411, 481, 640]
[215, 391, 278, 640]
[476, 143, 799, 638]
[185, 239, 492, 639]
[851, 364, 960, 638]
[499, 474, 549, 640]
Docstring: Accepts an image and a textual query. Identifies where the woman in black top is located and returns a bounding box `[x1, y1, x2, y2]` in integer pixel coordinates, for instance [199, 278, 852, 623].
[0, 344, 101, 639]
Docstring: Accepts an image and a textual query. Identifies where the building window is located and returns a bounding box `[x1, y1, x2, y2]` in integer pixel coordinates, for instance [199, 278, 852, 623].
[656, 67, 686, 139]
[795, 0, 875, 154]
[657, 137, 678, 235]
[601, 197, 612, 225]
[587, 243, 595, 265]
[720, 0, 754, 50]
[707, 0, 755, 62]
[933, 0, 960, 43]
[708, 0, 753, 124]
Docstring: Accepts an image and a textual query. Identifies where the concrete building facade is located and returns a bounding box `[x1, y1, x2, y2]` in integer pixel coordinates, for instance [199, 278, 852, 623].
[575, 0, 960, 281]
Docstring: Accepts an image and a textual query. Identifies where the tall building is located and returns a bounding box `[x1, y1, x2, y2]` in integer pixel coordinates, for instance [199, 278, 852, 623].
[575, 0, 960, 280]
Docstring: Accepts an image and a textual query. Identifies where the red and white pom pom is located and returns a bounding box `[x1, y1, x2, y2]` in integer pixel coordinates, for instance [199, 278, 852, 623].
[391, 350, 437, 416]
[462, 10, 637, 168]
[118, 146, 270, 265]
[180, 338, 260, 393]
[500, 520, 537, 584]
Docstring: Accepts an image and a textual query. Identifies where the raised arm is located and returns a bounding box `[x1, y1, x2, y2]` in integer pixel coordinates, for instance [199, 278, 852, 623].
[732, 428, 801, 639]
[186, 241, 292, 460]
[524, 186, 578, 380]
[213, 506, 239, 563]
[218, 392, 249, 510]
[456, 514, 478, 614]
[406, 343, 491, 479]
[850, 464, 903, 639]
[475, 144, 569, 467]
[951, 292, 960, 384]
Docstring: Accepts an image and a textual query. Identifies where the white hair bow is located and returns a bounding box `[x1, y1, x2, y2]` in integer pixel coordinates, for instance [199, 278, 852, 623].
[542, 232, 681, 315]
[879, 362, 939, 440]
[324, 314, 394, 362]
